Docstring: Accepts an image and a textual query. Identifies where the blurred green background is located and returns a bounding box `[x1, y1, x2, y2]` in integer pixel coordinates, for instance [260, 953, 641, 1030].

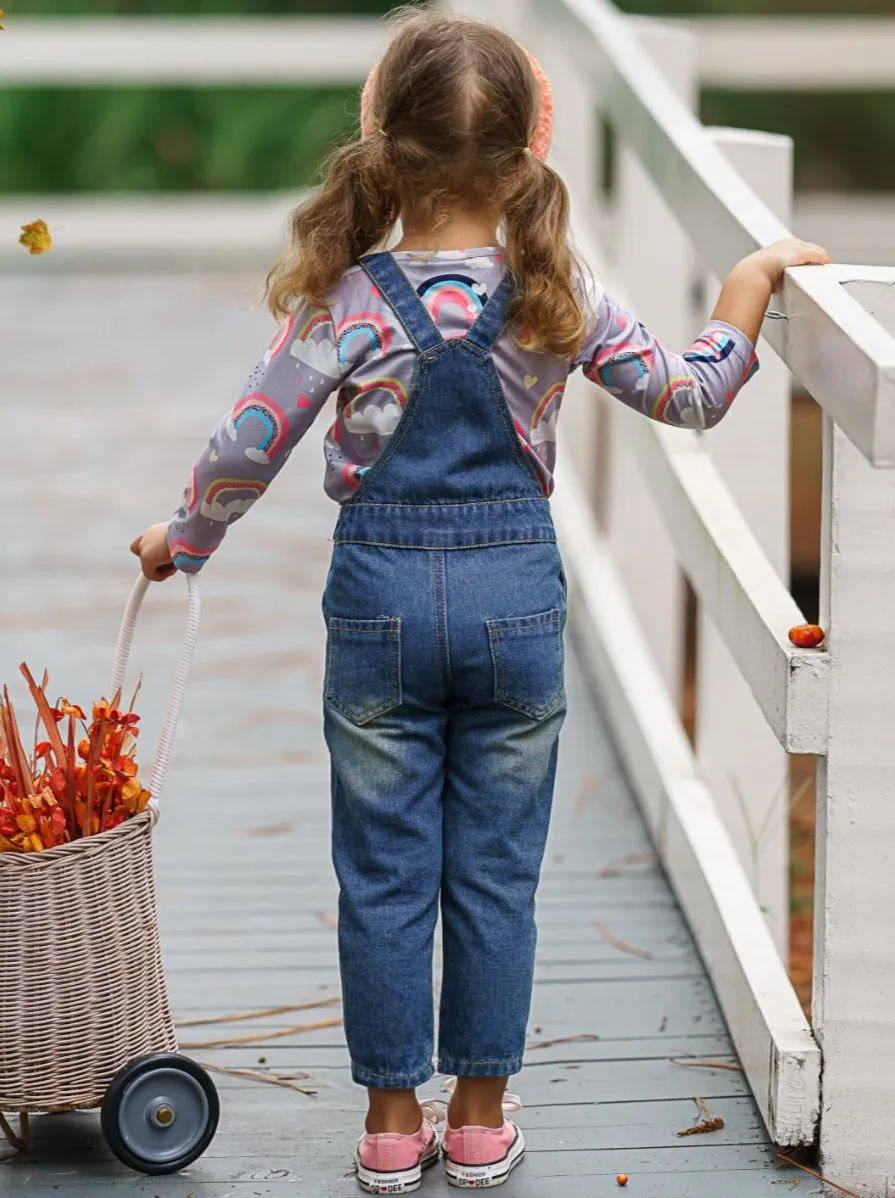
[2, 0, 893, 193]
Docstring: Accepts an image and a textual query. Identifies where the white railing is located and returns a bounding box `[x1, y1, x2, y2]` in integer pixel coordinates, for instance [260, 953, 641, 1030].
[494, 0, 895, 1189]
[681, 16, 895, 90]
[2, 17, 894, 268]
[5, 9, 895, 1190]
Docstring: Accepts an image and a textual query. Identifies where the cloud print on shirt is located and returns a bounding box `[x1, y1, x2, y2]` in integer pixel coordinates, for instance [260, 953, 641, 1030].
[344, 401, 404, 437]
[200, 494, 260, 523]
[290, 336, 340, 379]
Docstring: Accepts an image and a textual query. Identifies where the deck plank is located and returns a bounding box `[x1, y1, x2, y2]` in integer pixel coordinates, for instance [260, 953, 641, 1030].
[0, 273, 802, 1195]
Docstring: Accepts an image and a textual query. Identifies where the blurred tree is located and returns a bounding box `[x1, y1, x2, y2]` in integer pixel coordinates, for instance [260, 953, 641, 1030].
[0, 85, 358, 191]
[1, 0, 893, 192]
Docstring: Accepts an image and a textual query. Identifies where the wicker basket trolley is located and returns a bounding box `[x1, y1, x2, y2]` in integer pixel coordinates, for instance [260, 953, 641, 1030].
[0, 573, 220, 1175]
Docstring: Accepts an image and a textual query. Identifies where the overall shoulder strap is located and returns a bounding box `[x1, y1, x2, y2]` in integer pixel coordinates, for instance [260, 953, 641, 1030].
[359, 253, 443, 353]
[463, 272, 517, 353]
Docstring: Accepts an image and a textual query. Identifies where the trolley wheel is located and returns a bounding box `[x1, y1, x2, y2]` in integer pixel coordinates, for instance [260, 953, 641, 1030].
[101, 1053, 219, 1175]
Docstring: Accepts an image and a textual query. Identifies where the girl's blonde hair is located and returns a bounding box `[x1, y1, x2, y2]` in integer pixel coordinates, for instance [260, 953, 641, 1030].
[265, 9, 585, 359]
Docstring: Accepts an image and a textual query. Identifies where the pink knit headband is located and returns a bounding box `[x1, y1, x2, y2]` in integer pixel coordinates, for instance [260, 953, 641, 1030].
[360, 45, 554, 162]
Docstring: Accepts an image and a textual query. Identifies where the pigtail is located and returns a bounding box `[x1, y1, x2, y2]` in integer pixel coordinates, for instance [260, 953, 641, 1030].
[265, 137, 399, 320]
[502, 154, 586, 360]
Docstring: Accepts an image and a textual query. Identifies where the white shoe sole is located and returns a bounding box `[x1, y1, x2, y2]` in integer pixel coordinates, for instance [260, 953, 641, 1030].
[356, 1143, 440, 1194]
[445, 1126, 526, 1189]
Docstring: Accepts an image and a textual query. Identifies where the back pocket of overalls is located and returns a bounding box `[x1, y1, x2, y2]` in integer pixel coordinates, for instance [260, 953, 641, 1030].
[486, 609, 565, 720]
[325, 617, 402, 726]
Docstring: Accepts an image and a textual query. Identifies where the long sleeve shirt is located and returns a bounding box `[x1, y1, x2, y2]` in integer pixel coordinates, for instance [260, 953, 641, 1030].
[167, 247, 758, 571]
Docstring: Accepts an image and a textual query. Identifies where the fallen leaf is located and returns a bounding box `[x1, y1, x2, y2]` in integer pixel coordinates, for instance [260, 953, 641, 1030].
[598, 851, 657, 878]
[19, 220, 52, 256]
[670, 1057, 743, 1073]
[572, 771, 599, 820]
[676, 1096, 725, 1136]
[179, 1016, 343, 1050]
[240, 819, 294, 838]
[595, 920, 654, 960]
[176, 997, 340, 1029]
[526, 1033, 600, 1051]
[199, 1063, 316, 1098]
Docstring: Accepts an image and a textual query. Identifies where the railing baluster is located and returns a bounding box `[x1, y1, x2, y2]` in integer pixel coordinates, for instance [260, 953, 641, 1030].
[694, 128, 794, 956]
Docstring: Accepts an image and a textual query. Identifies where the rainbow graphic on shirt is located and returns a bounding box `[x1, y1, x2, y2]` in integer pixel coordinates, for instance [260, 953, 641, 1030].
[739, 352, 759, 388]
[586, 343, 655, 393]
[199, 478, 268, 523]
[295, 309, 332, 342]
[350, 375, 407, 408]
[513, 418, 550, 496]
[335, 312, 391, 367]
[342, 376, 408, 437]
[264, 313, 296, 363]
[651, 376, 700, 424]
[225, 393, 288, 464]
[418, 275, 486, 331]
[169, 538, 211, 571]
[182, 466, 198, 515]
[683, 331, 736, 364]
[530, 382, 564, 445]
[342, 464, 372, 492]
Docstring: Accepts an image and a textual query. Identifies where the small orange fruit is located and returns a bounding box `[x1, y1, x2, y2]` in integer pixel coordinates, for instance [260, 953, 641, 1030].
[788, 624, 825, 649]
[617, 1175, 629, 1187]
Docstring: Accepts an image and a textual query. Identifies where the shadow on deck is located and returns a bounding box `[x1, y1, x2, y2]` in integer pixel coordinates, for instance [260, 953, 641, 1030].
[0, 273, 804, 1196]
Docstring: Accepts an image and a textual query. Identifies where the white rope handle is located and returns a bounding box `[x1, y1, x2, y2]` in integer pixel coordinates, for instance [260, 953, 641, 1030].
[109, 572, 201, 815]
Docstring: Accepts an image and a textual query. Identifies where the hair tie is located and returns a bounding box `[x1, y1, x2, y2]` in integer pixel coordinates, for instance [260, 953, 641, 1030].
[360, 40, 553, 162]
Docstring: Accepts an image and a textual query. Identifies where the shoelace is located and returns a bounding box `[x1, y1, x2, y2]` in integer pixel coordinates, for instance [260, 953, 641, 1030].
[442, 1076, 523, 1114]
[420, 1099, 447, 1126]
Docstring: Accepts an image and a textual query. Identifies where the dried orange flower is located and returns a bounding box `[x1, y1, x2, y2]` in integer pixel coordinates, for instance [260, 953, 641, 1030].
[19, 220, 52, 256]
[1, 665, 149, 852]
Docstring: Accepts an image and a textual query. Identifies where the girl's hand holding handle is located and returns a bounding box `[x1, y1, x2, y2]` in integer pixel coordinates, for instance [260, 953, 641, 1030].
[711, 237, 831, 348]
[130, 523, 176, 582]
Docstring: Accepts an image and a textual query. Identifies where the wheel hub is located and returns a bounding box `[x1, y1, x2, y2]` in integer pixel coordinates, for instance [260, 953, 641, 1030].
[150, 1102, 176, 1129]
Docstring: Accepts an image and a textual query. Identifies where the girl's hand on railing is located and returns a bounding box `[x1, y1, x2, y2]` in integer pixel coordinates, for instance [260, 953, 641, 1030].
[711, 238, 831, 348]
[130, 522, 176, 582]
[748, 238, 831, 291]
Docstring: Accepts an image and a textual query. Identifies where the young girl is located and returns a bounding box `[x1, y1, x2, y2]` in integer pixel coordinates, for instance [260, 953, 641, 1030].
[131, 10, 829, 1193]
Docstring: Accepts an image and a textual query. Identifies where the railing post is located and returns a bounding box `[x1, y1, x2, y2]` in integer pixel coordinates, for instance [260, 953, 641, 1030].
[694, 129, 793, 956]
[600, 17, 697, 694]
[815, 279, 895, 1190]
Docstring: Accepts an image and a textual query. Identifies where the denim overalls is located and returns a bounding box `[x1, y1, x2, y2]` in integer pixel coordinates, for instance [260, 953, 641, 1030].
[322, 252, 567, 1089]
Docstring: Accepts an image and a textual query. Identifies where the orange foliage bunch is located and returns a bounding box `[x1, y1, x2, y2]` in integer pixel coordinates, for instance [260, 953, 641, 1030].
[0, 665, 151, 854]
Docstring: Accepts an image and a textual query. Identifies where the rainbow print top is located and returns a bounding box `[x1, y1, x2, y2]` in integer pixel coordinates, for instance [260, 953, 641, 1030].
[167, 247, 758, 571]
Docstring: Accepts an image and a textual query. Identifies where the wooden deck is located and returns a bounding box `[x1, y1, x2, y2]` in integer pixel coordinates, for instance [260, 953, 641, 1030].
[0, 272, 806, 1195]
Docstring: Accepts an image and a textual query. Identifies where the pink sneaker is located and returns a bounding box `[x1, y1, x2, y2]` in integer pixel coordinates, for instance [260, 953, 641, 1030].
[354, 1104, 444, 1195]
[443, 1089, 525, 1189]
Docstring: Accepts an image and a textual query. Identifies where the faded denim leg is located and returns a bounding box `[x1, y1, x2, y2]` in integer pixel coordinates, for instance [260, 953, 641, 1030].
[437, 543, 567, 1078]
[438, 705, 563, 1077]
[323, 544, 447, 1090]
